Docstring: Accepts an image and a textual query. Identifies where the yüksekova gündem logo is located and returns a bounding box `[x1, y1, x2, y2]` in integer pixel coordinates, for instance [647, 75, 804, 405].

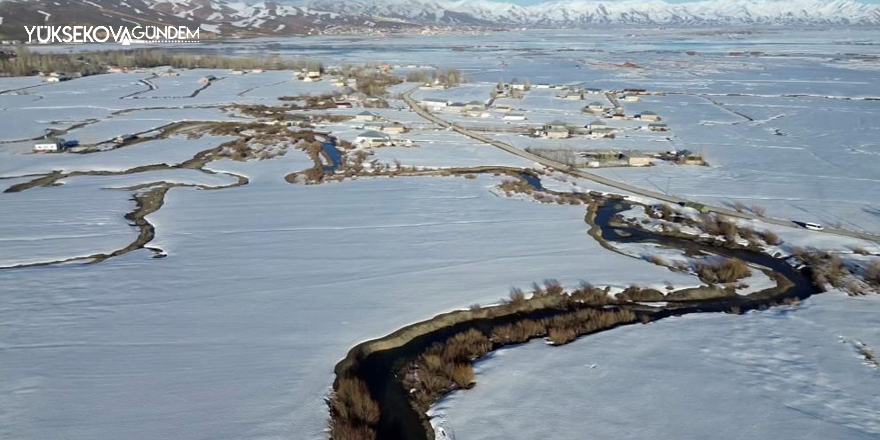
[24, 25, 200, 45]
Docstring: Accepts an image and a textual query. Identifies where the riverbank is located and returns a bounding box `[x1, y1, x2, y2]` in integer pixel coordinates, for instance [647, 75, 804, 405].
[328, 191, 818, 440]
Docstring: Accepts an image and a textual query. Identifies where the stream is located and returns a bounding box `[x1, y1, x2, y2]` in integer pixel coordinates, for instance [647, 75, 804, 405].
[343, 194, 818, 440]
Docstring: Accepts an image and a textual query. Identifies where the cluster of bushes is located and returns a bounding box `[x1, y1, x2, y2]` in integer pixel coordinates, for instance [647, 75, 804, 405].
[1, 46, 321, 77]
[498, 179, 534, 195]
[275, 94, 339, 109]
[697, 214, 740, 242]
[695, 258, 752, 284]
[402, 305, 637, 422]
[406, 68, 465, 86]
[787, 247, 880, 295]
[866, 261, 880, 288]
[405, 70, 430, 83]
[404, 329, 490, 410]
[689, 213, 780, 247]
[641, 205, 780, 248]
[434, 68, 465, 86]
[732, 201, 767, 217]
[792, 247, 853, 289]
[648, 204, 677, 222]
[546, 308, 637, 345]
[197, 123, 323, 162]
[328, 376, 380, 440]
[336, 64, 402, 96]
[496, 179, 588, 205]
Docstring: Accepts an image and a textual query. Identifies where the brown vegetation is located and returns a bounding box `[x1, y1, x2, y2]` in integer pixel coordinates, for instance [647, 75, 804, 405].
[852, 247, 871, 256]
[1, 46, 322, 77]
[328, 376, 380, 440]
[402, 306, 637, 422]
[646, 255, 667, 266]
[760, 230, 781, 245]
[336, 64, 402, 96]
[496, 178, 589, 206]
[405, 70, 430, 83]
[696, 258, 752, 284]
[791, 248, 858, 292]
[865, 260, 880, 288]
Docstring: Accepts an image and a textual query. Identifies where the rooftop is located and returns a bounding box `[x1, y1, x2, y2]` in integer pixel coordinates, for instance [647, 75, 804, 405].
[358, 130, 390, 139]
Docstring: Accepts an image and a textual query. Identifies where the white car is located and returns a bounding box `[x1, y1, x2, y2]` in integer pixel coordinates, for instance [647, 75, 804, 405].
[803, 222, 825, 231]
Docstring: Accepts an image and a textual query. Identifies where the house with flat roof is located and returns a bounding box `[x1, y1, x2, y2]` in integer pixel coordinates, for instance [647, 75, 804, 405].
[638, 111, 661, 121]
[33, 138, 65, 153]
[354, 111, 380, 122]
[355, 130, 391, 147]
[589, 127, 616, 139]
[586, 101, 605, 111]
[420, 98, 450, 111]
[541, 121, 571, 139]
[381, 122, 407, 134]
[587, 120, 609, 131]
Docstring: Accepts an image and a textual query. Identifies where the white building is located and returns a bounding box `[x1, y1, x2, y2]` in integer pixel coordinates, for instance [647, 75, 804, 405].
[381, 123, 407, 134]
[542, 123, 570, 139]
[638, 111, 661, 121]
[503, 113, 526, 121]
[421, 98, 450, 111]
[354, 111, 380, 122]
[587, 120, 609, 131]
[355, 130, 391, 147]
[33, 138, 65, 153]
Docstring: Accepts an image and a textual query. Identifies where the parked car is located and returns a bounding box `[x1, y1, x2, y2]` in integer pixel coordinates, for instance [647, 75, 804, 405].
[803, 222, 825, 231]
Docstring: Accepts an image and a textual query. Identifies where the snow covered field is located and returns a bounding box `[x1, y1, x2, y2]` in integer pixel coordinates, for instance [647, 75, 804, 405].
[0, 169, 695, 440]
[2, 27, 879, 440]
[433, 292, 880, 440]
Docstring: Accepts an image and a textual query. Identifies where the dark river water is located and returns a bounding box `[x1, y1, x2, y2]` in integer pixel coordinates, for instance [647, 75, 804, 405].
[346, 195, 818, 440]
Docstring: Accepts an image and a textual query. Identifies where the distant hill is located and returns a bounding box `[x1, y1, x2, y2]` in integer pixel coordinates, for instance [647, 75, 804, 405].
[1, 0, 878, 40]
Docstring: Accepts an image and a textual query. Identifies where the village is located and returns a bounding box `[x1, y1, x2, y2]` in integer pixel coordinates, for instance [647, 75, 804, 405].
[26, 63, 707, 176]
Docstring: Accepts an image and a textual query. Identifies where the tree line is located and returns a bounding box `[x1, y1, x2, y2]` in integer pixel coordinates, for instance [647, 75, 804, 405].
[0, 46, 323, 77]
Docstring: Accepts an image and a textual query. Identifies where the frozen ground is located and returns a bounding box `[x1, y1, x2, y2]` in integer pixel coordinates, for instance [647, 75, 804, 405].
[0, 135, 233, 177]
[0, 168, 240, 267]
[432, 292, 880, 440]
[2, 27, 880, 440]
[0, 167, 695, 440]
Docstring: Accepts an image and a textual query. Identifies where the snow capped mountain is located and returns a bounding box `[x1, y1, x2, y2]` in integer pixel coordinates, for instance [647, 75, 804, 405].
[290, 0, 880, 25]
[1, 0, 878, 41]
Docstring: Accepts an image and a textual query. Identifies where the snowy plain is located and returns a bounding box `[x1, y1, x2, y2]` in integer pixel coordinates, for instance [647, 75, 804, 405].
[1, 26, 880, 440]
[432, 292, 880, 440]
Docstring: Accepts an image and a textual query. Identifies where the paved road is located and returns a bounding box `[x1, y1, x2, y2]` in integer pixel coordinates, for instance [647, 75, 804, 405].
[402, 87, 880, 243]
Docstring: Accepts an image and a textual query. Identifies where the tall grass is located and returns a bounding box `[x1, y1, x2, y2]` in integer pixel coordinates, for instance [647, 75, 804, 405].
[402, 305, 638, 421]
[328, 376, 380, 440]
[696, 258, 751, 284]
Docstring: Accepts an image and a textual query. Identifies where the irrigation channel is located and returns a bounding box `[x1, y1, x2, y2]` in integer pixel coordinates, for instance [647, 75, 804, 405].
[333, 186, 818, 440]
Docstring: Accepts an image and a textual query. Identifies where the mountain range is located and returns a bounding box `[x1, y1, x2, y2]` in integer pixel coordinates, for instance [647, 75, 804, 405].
[1, 0, 878, 40]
